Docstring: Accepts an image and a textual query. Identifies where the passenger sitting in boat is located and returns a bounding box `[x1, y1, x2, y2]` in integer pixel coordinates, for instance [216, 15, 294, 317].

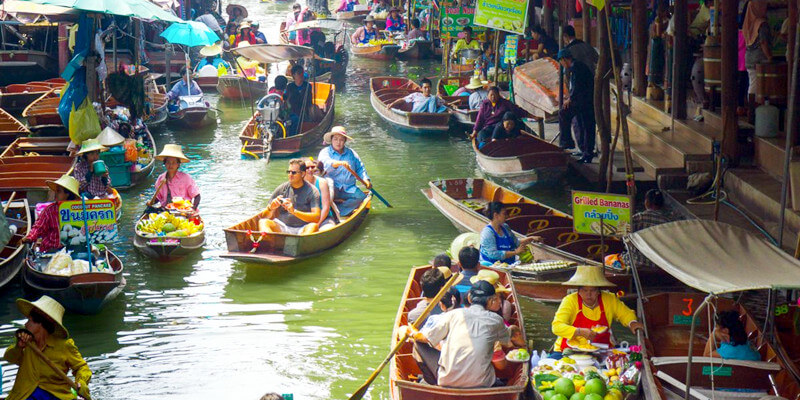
[21, 175, 79, 253]
[195, 44, 231, 73]
[234, 22, 257, 47]
[385, 7, 405, 33]
[4, 295, 92, 400]
[261, 159, 321, 235]
[550, 265, 644, 359]
[153, 144, 201, 211]
[470, 269, 513, 321]
[472, 87, 522, 145]
[269, 75, 289, 96]
[407, 267, 448, 326]
[484, 112, 522, 147]
[467, 77, 489, 110]
[387, 78, 447, 113]
[336, 0, 359, 12]
[351, 16, 380, 44]
[433, 253, 451, 269]
[251, 21, 267, 44]
[284, 64, 314, 136]
[451, 26, 480, 60]
[402, 279, 526, 388]
[704, 310, 761, 361]
[303, 157, 338, 231]
[235, 42, 266, 80]
[406, 18, 426, 41]
[167, 68, 203, 102]
[318, 126, 371, 216]
[72, 139, 114, 199]
[479, 202, 537, 266]
[455, 246, 480, 294]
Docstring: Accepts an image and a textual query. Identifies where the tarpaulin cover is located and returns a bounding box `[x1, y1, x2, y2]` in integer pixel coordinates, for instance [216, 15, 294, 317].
[512, 57, 563, 118]
[286, 19, 344, 32]
[17, 0, 182, 22]
[232, 44, 329, 63]
[627, 220, 800, 294]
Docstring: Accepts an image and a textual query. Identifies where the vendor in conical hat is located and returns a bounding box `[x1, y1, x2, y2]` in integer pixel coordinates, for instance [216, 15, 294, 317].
[4, 296, 92, 400]
[153, 144, 200, 210]
[21, 175, 80, 253]
[71, 138, 114, 199]
[550, 265, 643, 357]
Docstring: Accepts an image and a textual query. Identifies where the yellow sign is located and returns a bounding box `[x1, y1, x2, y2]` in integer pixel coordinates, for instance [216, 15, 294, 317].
[571, 190, 632, 237]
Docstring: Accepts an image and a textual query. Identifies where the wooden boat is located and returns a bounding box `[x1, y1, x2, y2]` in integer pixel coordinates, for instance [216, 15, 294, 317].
[239, 81, 335, 158]
[397, 39, 433, 60]
[0, 136, 70, 158]
[472, 133, 569, 190]
[449, 62, 476, 76]
[23, 249, 126, 314]
[638, 292, 800, 400]
[106, 91, 168, 128]
[0, 107, 31, 147]
[111, 127, 156, 190]
[0, 199, 30, 290]
[0, 78, 65, 113]
[0, 50, 58, 86]
[437, 76, 478, 127]
[336, 9, 370, 23]
[351, 42, 401, 60]
[279, 20, 349, 79]
[370, 77, 451, 134]
[195, 76, 219, 91]
[133, 215, 206, 261]
[22, 89, 65, 136]
[221, 194, 370, 263]
[217, 75, 268, 100]
[167, 96, 215, 129]
[390, 264, 528, 400]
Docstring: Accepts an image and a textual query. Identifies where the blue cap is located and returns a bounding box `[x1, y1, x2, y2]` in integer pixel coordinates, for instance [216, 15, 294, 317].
[469, 280, 496, 297]
[557, 48, 572, 60]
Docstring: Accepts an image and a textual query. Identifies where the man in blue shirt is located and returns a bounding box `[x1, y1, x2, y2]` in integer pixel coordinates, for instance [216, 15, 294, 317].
[251, 22, 268, 44]
[317, 126, 371, 216]
[167, 69, 203, 111]
[454, 246, 480, 294]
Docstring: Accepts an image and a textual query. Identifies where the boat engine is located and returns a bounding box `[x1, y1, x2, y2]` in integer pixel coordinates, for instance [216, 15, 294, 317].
[255, 93, 286, 140]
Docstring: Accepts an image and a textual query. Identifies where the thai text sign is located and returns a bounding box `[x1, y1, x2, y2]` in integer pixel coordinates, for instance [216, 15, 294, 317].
[571, 191, 632, 237]
[58, 199, 118, 245]
[440, 6, 485, 39]
[504, 35, 518, 64]
[474, 0, 529, 35]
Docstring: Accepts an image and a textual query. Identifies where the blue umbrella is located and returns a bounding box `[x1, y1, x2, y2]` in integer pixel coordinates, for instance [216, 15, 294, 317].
[160, 21, 218, 93]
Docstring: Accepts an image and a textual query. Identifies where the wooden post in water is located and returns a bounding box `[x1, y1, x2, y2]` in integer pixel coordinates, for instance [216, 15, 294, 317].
[670, 0, 688, 119]
[720, 0, 738, 163]
[58, 23, 69, 74]
[581, 0, 590, 45]
[631, 0, 646, 97]
[165, 44, 172, 85]
[594, 5, 612, 190]
[493, 30, 501, 84]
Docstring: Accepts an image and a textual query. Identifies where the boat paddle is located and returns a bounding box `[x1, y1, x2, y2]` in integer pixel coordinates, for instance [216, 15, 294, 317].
[3, 191, 17, 213]
[142, 179, 168, 216]
[342, 164, 393, 208]
[15, 329, 91, 400]
[348, 270, 460, 400]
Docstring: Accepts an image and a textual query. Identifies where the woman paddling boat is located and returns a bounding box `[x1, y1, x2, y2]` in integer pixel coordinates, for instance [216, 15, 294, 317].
[4, 295, 92, 400]
[20, 175, 80, 253]
[151, 144, 200, 212]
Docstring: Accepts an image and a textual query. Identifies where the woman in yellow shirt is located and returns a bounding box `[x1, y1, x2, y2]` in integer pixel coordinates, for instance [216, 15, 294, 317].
[550, 265, 644, 357]
[4, 296, 91, 400]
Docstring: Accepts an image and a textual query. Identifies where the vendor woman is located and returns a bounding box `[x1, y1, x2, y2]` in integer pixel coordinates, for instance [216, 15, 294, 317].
[153, 144, 201, 210]
[72, 139, 114, 198]
[550, 265, 644, 358]
[21, 175, 80, 253]
[478, 202, 537, 266]
[4, 295, 92, 400]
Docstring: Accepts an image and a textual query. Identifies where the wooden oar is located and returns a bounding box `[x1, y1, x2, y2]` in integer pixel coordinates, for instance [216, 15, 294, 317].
[3, 191, 17, 214]
[18, 331, 91, 400]
[146, 179, 167, 207]
[342, 164, 393, 208]
[348, 271, 460, 400]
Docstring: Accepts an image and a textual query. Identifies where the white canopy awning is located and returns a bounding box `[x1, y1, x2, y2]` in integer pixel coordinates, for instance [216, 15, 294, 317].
[286, 19, 344, 32]
[627, 220, 800, 294]
[232, 44, 331, 63]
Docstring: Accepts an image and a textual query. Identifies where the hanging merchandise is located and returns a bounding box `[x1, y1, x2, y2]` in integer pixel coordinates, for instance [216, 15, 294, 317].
[68, 99, 102, 145]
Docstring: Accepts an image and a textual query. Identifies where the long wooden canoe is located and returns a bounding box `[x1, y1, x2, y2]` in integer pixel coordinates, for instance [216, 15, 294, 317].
[133, 214, 206, 261]
[22, 89, 64, 136]
[390, 265, 528, 400]
[23, 248, 126, 314]
[221, 194, 370, 263]
[0, 78, 65, 113]
[336, 9, 370, 22]
[0, 199, 30, 290]
[437, 76, 478, 127]
[637, 292, 800, 400]
[239, 82, 335, 158]
[473, 133, 569, 190]
[397, 39, 434, 60]
[217, 75, 268, 100]
[369, 77, 451, 134]
[0, 136, 71, 158]
[351, 43, 400, 60]
[0, 107, 31, 147]
[167, 96, 216, 129]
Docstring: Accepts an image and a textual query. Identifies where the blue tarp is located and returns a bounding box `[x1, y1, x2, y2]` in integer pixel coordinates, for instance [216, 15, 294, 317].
[58, 12, 91, 128]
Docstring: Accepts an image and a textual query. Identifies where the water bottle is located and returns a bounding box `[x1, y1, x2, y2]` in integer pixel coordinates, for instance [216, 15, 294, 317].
[441, 179, 447, 193]
[530, 349, 540, 367]
[755, 99, 779, 138]
[466, 178, 474, 198]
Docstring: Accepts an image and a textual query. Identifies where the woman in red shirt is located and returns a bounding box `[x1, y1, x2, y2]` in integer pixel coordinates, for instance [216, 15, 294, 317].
[21, 175, 80, 252]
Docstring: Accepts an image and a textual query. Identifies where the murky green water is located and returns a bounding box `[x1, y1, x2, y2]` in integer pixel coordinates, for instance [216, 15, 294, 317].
[0, 3, 581, 398]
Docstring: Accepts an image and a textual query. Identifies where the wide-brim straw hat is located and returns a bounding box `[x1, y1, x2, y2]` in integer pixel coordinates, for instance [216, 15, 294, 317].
[238, 21, 251, 31]
[16, 296, 68, 338]
[200, 42, 223, 57]
[156, 144, 190, 163]
[364, 15, 375, 23]
[96, 126, 125, 147]
[470, 269, 510, 293]
[76, 138, 107, 155]
[465, 76, 488, 90]
[236, 40, 251, 49]
[226, 4, 248, 18]
[561, 265, 615, 287]
[46, 174, 80, 198]
[323, 126, 354, 144]
[437, 266, 464, 285]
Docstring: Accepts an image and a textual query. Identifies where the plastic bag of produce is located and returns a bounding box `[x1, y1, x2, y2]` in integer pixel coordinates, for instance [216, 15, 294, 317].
[68, 99, 101, 145]
[70, 259, 90, 275]
[45, 250, 73, 275]
[124, 139, 138, 162]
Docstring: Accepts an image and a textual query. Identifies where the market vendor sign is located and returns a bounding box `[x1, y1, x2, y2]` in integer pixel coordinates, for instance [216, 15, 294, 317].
[571, 191, 632, 236]
[474, 0, 529, 34]
[440, 6, 486, 39]
[58, 199, 118, 245]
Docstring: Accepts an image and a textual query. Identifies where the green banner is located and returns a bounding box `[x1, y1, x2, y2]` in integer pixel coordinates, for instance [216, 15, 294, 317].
[440, 6, 485, 39]
[571, 191, 632, 237]
[474, 0, 529, 34]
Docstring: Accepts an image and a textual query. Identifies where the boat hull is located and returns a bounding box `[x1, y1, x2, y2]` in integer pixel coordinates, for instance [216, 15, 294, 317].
[134, 231, 205, 261]
[336, 10, 369, 23]
[0, 200, 30, 291]
[397, 40, 433, 60]
[473, 135, 569, 190]
[169, 107, 214, 129]
[217, 76, 268, 100]
[196, 76, 219, 91]
[369, 76, 451, 134]
[351, 44, 400, 60]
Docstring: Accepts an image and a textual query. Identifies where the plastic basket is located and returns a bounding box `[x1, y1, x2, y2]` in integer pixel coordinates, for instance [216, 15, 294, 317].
[100, 146, 126, 166]
[108, 161, 132, 187]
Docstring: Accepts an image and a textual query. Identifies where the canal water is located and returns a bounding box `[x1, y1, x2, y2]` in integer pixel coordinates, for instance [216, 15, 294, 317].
[0, 2, 585, 399]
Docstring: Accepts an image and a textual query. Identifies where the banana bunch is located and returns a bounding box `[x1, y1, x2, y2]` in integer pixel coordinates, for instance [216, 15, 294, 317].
[367, 38, 394, 45]
[567, 337, 598, 351]
[137, 213, 168, 235]
[137, 212, 203, 237]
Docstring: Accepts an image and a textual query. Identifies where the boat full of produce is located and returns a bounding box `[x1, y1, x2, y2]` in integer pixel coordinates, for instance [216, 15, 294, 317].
[133, 199, 205, 261]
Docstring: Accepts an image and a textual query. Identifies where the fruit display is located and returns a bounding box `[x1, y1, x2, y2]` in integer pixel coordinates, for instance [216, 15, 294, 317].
[164, 197, 194, 212]
[136, 211, 204, 238]
[355, 38, 395, 47]
[567, 336, 599, 351]
[506, 348, 530, 362]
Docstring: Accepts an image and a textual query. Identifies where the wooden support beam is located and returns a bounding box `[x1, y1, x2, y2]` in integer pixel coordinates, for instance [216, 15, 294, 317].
[543, 0, 552, 35]
[631, 0, 647, 97]
[671, 0, 688, 120]
[58, 23, 68, 75]
[581, 0, 590, 45]
[720, 0, 739, 162]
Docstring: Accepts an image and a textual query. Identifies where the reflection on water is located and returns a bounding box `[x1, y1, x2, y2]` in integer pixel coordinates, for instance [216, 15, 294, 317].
[0, 2, 577, 398]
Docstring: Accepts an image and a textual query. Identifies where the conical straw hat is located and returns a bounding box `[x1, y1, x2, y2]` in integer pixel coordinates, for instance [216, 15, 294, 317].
[76, 138, 107, 155]
[561, 265, 615, 287]
[16, 296, 69, 338]
[46, 174, 80, 198]
[156, 144, 190, 163]
[96, 126, 125, 147]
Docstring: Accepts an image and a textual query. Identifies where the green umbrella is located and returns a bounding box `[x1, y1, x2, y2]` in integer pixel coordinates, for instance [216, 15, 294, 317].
[16, 0, 183, 22]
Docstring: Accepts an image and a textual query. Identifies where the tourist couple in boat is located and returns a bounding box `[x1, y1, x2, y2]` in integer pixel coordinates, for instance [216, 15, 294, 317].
[259, 126, 371, 235]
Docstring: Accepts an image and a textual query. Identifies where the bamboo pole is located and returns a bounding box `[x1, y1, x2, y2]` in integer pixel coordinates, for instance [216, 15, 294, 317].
[492, 30, 500, 84]
[779, 7, 800, 248]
